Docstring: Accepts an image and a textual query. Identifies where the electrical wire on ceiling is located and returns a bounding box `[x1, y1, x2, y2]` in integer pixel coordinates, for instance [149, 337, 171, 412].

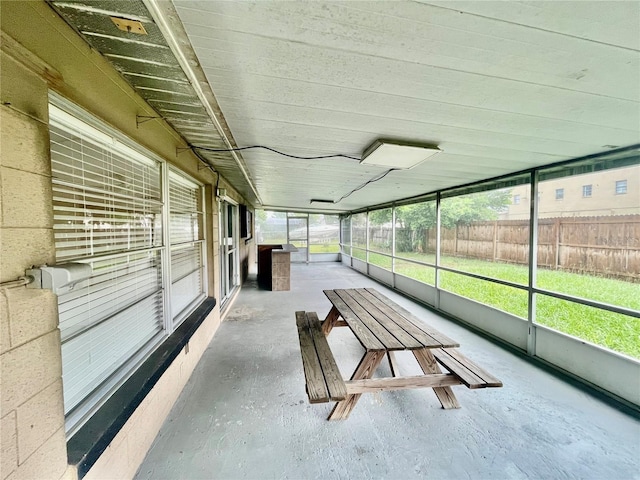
[190, 144, 361, 161]
[311, 168, 398, 204]
[189, 143, 396, 203]
[335, 168, 397, 203]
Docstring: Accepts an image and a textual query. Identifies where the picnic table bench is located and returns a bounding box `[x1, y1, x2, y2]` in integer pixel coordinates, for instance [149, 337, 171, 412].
[295, 288, 502, 420]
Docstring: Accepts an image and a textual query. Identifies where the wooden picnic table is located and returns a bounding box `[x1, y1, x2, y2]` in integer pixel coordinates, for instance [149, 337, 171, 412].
[295, 288, 502, 420]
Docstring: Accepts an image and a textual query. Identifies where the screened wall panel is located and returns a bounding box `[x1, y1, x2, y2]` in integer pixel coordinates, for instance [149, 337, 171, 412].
[338, 147, 640, 406]
[341, 215, 351, 255]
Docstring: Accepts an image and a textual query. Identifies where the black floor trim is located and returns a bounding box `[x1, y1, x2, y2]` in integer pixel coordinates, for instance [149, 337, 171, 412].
[67, 297, 217, 478]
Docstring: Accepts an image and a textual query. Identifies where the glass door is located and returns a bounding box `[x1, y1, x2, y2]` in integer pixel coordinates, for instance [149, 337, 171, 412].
[220, 200, 239, 305]
[287, 214, 309, 263]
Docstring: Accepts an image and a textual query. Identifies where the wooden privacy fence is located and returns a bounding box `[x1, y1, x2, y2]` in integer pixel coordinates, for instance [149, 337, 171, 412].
[536, 216, 639, 282]
[362, 215, 640, 282]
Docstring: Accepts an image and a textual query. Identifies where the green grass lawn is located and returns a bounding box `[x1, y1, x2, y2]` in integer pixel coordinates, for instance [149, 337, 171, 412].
[309, 244, 340, 253]
[352, 251, 639, 359]
[351, 247, 367, 261]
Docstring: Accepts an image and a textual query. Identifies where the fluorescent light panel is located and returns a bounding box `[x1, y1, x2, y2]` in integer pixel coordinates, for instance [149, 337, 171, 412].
[360, 140, 441, 169]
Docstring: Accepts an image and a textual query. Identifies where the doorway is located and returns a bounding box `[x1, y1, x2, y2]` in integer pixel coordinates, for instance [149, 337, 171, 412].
[287, 214, 309, 263]
[220, 200, 239, 306]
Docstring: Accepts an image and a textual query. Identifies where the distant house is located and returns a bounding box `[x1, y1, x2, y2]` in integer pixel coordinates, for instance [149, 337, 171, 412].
[501, 164, 639, 219]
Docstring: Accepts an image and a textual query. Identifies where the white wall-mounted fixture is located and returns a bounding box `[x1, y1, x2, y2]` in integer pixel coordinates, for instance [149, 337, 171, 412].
[361, 140, 441, 169]
[26, 263, 92, 295]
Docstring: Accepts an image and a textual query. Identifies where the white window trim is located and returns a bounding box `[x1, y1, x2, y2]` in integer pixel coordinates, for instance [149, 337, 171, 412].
[49, 92, 209, 437]
[167, 166, 208, 327]
[615, 180, 627, 195]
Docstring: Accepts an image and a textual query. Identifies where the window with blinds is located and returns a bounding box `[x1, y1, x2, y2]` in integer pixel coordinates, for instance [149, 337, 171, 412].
[50, 97, 209, 436]
[169, 169, 206, 325]
[49, 100, 168, 434]
[50, 125, 163, 260]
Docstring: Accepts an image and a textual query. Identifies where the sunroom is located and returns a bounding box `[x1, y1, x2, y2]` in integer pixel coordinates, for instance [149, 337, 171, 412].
[0, 1, 638, 479]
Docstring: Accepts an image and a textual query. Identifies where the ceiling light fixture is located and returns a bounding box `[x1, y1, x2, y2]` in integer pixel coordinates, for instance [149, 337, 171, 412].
[310, 199, 335, 204]
[360, 140, 441, 170]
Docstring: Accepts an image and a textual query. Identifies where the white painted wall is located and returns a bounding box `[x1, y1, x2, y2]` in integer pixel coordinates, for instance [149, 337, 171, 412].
[535, 326, 640, 405]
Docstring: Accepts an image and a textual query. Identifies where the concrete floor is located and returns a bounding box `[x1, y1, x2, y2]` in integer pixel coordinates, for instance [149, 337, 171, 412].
[135, 263, 640, 480]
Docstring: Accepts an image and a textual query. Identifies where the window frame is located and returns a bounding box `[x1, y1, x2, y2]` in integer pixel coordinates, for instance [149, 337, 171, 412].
[615, 179, 627, 195]
[49, 92, 208, 438]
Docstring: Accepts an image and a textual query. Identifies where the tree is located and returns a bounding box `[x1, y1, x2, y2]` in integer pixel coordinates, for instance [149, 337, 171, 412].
[395, 190, 511, 230]
[368, 208, 392, 225]
[441, 189, 511, 228]
[255, 209, 268, 223]
[393, 189, 512, 252]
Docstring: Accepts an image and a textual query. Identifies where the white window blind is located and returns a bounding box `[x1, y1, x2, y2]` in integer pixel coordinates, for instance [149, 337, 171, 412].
[49, 101, 166, 432]
[168, 169, 206, 324]
[50, 123, 162, 260]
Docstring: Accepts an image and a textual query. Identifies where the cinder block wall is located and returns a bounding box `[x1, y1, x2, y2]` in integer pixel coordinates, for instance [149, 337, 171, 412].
[1, 2, 252, 479]
[0, 52, 70, 479]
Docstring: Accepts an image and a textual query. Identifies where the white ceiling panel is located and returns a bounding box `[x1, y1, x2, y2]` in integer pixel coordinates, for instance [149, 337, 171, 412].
[173, 0, 640, 212]
[423, 1, 640, 50]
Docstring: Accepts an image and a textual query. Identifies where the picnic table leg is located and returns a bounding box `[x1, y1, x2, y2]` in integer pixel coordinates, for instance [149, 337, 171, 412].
[413, 349, 461, 409]
[322, 306, 340, 335]
[328, 351, 385, 420]
[387, 351, 400, 377]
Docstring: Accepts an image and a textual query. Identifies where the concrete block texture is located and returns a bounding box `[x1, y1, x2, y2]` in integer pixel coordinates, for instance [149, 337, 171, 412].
[0, 292, 10, 354]
[1, 412, 17, 480]
[0, 228, 54, 283]
[13, 427, 67, 480]
[1, 167, 53, 229]
[4, 287, 58, 349]
[0, 330, 62, 416]
[16, 379, 64, 463]
[0, 105, 51, 175]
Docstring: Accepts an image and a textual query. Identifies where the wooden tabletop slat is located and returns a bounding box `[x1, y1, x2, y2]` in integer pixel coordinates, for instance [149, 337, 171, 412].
[324, 287, 460, 352]
[352, 288, 440, 349]
[334, 289, 405, 350]
[364, 288, 459, 348]
[323, 290, 385, 351]
[346, 289, 423, 349]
